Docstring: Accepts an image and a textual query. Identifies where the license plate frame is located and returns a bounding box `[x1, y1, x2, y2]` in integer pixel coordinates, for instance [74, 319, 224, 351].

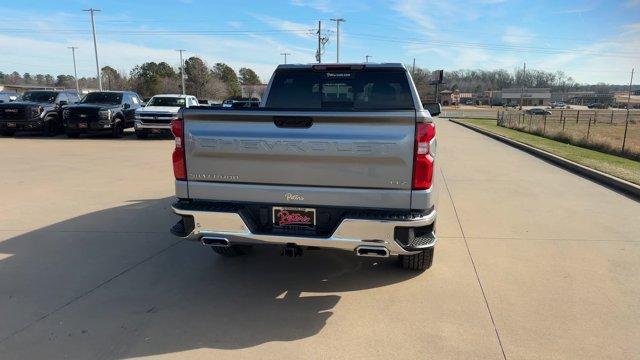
[273, 207, 316, 229]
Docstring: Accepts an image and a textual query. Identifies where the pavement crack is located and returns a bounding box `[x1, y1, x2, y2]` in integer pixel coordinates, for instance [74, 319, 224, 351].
[0, 239, 181, 344]
[440, 167, 508, 360]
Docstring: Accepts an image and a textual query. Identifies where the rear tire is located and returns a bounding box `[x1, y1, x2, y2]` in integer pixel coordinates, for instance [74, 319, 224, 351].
[1, 130, 15, 136]
[211, 245, 249, 257]
[399, 247, 434, 271]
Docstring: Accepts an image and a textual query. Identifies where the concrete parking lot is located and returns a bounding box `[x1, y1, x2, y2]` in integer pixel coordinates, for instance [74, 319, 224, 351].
[0, 120, 639, 359]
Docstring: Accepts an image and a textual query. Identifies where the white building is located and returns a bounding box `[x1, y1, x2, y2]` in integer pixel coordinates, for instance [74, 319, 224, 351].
[501, 88, 550, 106]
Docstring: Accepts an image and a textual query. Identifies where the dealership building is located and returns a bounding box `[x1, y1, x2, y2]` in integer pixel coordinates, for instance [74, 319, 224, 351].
[500, 88, 551, 106]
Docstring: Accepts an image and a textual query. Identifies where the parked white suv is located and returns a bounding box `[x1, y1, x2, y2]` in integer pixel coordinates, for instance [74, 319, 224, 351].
[134, 94, 199, 139]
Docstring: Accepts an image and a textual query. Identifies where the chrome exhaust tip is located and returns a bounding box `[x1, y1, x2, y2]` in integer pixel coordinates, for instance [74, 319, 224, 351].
[201, 237, 230, 247]
[355, 246, 389, 258]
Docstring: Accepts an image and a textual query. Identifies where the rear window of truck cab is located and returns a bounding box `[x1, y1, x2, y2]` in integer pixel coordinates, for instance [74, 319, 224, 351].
[265, 68, 414, 110]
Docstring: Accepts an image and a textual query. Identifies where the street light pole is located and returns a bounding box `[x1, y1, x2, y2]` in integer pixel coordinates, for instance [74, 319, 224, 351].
[330, 18, 345, 63]
[365, 55, 372, 63]
[68, 46, 79, 93]
[83, 8, 102, 91]
[519, 62, 526, 110]
[280, 52, 291, 64]
[176, 49, 186, 95]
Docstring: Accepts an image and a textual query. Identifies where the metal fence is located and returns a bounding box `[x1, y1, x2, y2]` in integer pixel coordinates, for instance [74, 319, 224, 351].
[442, 109, 501, 120]
[496, 109, 640, 159]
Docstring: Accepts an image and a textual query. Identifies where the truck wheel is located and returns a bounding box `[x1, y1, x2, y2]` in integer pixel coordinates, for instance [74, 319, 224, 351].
[211, 245, 249, 257]
[1, 130, 15, 136]
[42, 117, 57, 136]
[135, 130, 148, 139]
[399, 247, 434, 271]
[111, 119, 124, 138]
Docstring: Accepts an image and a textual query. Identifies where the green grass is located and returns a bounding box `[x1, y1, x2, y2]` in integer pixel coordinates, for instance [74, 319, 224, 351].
[460, 118, 640, 185]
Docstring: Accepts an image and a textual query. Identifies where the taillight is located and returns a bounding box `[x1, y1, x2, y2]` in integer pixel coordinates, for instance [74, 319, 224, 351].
[171, 119, 186, 180]
[412, 122, 436, 190]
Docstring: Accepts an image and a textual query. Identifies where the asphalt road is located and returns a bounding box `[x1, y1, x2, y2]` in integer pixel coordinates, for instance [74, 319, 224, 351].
[0, 120, 638, 359]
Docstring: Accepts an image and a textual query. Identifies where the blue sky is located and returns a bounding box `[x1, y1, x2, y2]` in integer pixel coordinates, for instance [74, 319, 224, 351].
[0, 0, 638, 84]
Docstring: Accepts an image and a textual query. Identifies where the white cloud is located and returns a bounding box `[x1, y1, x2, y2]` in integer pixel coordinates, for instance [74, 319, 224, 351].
[552, 6, 594, 14]
[290, 0, 331, 12]
[392, 0, 436, 33]
[252, 14, 315, 39]
[501, 26, 535, 45]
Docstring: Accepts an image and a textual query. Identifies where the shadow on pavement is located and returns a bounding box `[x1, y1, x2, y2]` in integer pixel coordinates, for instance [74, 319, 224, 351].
[4, 129, 173, 141]
[0, 197, 419, 358]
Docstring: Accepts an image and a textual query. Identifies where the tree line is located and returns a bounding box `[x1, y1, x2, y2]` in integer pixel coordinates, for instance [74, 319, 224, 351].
[0, 56, 263, 100]
[409, 67, 630, 100]
[2, 61, 631, 101]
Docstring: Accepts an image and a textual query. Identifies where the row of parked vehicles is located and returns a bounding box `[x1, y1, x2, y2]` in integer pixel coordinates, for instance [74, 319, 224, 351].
[0, 90, 259, 138]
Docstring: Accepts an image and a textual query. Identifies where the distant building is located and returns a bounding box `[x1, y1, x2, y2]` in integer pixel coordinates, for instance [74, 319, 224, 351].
[501, 88, 550, 106]
[439, 90, 453, 106]
[484, 90, 502, 105]
[552, 91, 613, 105]
[0, 84, 64, 94]
[0, 84, 96, 95]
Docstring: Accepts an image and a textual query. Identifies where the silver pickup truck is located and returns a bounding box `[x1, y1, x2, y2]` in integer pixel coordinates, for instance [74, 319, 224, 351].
[169, 63, 438, 271]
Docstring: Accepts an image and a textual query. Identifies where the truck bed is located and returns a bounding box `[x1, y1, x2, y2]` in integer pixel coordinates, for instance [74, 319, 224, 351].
[178, 108, 421, 210]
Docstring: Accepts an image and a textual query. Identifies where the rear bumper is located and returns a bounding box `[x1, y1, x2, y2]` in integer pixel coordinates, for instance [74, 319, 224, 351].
[171, 202, 436, 255]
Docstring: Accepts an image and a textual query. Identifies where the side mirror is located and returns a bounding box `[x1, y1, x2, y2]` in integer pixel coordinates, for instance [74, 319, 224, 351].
[423, 102, 442, 117]
[58, 100, 68, 106]
[123, 103, 131, 109]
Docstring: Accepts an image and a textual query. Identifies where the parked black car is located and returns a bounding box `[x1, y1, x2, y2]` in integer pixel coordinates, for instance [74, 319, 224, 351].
[525, 108, 552, 115]
[0, 90, 80, 136]
[587, 102, 607, 109]
[63, 91, 143, 138]
[222, 99, 260, 108]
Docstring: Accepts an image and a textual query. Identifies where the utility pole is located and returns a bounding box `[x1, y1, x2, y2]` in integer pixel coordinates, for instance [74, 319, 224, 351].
[365, 55, 372, 63]
[176, 49, 186, 95]
[622, 68, 634, 153]
[317, 20, 322, 63]
[280, 52, 291, 64]
[68, 46, 80, 94]
[626, 68, 634, 110]
[330, 18, 345, 63]
[519, 62, 526, 110]
[83, 8, 102, 91]
[412, 58, 416, 75]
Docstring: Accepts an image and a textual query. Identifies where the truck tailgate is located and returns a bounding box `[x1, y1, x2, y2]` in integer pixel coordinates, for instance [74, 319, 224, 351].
[184, 109, 415, 191]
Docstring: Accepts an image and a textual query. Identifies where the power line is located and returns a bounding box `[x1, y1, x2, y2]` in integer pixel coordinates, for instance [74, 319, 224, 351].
[346, 33, 640, 59]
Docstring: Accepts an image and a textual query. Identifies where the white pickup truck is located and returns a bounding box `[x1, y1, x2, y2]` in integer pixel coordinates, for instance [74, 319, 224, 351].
[134, 94, 199, 139]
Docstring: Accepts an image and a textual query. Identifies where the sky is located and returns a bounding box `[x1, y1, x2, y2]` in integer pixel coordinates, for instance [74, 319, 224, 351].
[0, 0, 639, 84]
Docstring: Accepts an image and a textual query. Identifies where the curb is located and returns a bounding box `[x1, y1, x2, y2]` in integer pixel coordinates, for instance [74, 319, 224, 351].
[449, 118, 640, 200]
